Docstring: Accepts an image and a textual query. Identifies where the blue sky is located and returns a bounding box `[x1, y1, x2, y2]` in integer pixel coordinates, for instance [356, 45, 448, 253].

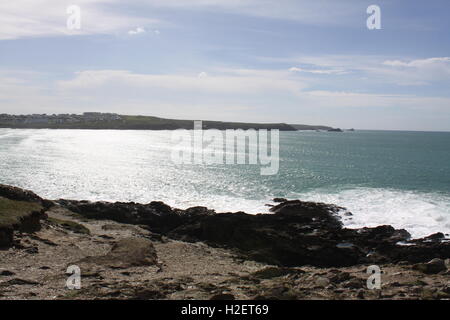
[1, 0, 450, 131]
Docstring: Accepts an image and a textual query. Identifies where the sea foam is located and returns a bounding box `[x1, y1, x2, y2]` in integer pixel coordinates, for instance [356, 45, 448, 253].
[293, 187, 450, 239]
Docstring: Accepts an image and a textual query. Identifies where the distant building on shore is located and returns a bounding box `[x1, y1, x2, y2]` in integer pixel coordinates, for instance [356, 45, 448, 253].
[83, 112, 122, 121]
[0, 112, 122, 125]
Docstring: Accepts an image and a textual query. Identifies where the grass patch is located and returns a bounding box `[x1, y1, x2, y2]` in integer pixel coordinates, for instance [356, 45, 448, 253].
[0, 197, 42, 228]
[48, 217, 90, 235]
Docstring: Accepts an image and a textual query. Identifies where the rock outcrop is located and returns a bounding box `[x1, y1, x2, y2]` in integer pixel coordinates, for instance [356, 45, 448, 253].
[1, 185, 449, 300]
[78, 237, 158, 268]
[0, 184, 53, 208]
[56, 198, 450, 268]
[0, 185, 51, 247]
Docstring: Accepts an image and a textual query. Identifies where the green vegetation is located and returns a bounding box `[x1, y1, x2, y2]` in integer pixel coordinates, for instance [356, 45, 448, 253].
[0, 114, 311, 131]
[0, 113, 339, 131]
[47, 217, 91, 235]
[0, 197, 42, 228]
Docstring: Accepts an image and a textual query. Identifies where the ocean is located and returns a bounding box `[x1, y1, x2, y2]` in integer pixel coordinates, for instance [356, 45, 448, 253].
[0, 128, 449, 238]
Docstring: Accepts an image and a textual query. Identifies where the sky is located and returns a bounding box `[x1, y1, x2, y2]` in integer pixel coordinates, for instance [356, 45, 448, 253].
[0, 0, 450, 131]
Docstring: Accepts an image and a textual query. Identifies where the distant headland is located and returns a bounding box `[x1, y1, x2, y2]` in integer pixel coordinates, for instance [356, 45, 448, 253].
[0, 112, 337, 131]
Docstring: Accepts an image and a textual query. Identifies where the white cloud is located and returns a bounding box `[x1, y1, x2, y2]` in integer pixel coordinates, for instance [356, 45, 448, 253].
[289, 66, 348, 75]
[0, 0, 367, 40]
[380, 57, 450, 84]
[58, 69, 306, 94]
[301, 90, 450, 111]
[0, 0, 158, 40]
[128, 27, 146, 35]
[383, 57, 450, 68]
[265, 54, 450, 86]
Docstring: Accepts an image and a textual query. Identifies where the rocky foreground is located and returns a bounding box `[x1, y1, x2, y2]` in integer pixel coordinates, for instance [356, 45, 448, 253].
[0, 184, 449, 300]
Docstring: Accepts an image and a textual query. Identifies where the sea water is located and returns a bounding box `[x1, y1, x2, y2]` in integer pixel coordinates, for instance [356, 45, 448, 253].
[0, 128, 449, 238]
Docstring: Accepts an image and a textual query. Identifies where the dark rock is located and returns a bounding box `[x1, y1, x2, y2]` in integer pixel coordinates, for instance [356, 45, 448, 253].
[58, 194, 450, 268]
[269, 200, 343, 229]
[413, 258, 447, 274]
[0, 184, 440, 269]
[272, 198, 288, 203]
[328, 128, 343, 132]
[356, 225, 411, 244]
[57, 200, 214, 235]
[19, 211, 47, 233]
[5, 278, 39, 286]
[422, 232, 445, 241]
[167, 204, 360, 267]
[0, 270, 15, 276]
[383, 243, 450, 265]
[0, 228, 13, 247]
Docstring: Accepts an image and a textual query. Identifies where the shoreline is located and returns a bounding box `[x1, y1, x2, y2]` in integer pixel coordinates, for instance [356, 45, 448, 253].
[1, 184, 449, 300]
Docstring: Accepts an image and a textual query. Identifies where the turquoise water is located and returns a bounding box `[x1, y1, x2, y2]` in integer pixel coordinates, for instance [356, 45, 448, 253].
[278, 130, 450, 193]
[0, 129, 449, 237]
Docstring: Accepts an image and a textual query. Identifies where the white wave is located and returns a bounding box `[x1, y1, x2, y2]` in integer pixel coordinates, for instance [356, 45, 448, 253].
[150, 187, 450, 239]
[292, 187, 450, 238]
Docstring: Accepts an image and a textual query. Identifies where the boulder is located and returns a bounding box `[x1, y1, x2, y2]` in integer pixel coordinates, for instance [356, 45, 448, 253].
[315, 277, 330, 288]
[79, 237, 158, 268]
[413, 258, 447, 274]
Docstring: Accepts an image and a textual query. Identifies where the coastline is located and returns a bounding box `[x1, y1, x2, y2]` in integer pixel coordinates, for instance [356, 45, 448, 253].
[0, 184, 449, 300]
[0, 114, 304, 131]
